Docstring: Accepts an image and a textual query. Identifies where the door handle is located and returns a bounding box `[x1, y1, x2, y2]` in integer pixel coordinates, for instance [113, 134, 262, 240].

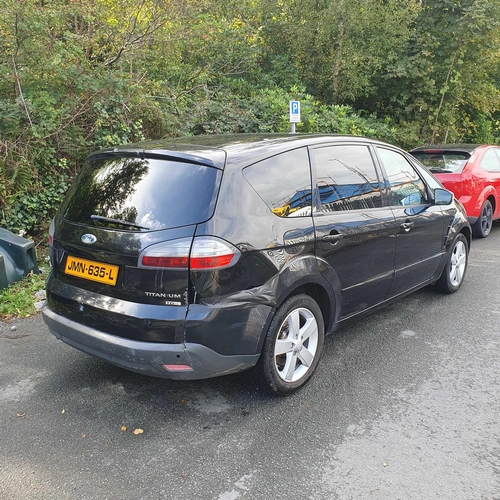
[400, 221, 414, 232]
[322, 233, 343, 243]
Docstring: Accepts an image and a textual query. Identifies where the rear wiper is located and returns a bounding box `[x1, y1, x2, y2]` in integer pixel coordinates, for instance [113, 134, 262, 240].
[90, 215, 149, 230]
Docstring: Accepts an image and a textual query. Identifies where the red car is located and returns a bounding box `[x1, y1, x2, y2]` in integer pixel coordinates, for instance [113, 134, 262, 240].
[411, 144, 500, 238]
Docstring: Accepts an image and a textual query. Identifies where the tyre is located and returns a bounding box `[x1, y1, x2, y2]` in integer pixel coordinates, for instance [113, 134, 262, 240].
[436, 233, 468, 294]
[472, 199, 493, 238]
[256, 294, 325, 395]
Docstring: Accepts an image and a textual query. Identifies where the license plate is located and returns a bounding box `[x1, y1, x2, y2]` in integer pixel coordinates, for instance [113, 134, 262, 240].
[64, 256, 119, 286]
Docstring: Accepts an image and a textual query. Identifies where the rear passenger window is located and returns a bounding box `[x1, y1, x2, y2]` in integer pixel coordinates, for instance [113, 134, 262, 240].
[377, 148, 428, 206]
[311, 145, 382, 212]
[481, 149, 500, 172]
[243, 148, 312, 217]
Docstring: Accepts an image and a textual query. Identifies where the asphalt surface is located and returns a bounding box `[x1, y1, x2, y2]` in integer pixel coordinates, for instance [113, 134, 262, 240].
[1, 224, 500, 500]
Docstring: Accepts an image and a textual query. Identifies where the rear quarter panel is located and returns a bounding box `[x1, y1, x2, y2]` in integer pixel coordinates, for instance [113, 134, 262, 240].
[470, 157, 500, 218]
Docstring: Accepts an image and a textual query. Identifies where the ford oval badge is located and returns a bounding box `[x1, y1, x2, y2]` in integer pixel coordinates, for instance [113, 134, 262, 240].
[81, 234, 97, 244]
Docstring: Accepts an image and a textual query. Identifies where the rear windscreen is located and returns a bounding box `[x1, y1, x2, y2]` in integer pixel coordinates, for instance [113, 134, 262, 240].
[411, 152, 469, 173]
[60, 157, 222, 230]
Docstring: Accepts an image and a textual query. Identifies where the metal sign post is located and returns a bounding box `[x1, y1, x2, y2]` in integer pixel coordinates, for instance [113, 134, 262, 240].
[289, 100, 300, 133]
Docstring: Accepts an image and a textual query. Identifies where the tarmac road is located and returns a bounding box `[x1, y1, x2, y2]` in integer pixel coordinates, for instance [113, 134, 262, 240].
[1, 223, 500, 500]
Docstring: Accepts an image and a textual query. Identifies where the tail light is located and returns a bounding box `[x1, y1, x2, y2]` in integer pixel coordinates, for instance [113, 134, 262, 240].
[139, 237, 240, 270]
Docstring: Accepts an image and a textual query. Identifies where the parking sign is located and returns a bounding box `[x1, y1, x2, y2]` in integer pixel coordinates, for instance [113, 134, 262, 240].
[289, 101, 301, 123]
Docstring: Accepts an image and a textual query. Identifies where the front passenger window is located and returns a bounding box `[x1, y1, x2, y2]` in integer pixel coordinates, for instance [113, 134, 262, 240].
[377, 148, 428, 206]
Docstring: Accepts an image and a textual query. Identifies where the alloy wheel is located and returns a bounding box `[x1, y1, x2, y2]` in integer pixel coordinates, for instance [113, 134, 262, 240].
[449, 240, 467, 287]
[480, 202, 493, 236]
[274, 307, 319, 383]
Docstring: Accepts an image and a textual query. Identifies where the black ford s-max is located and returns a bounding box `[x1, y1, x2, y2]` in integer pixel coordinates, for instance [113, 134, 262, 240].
[43, 134, 471, 394]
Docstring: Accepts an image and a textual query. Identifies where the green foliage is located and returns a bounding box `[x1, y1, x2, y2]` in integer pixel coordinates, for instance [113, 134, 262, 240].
[365, 0, 500, 143]
[187, 85, 401, 145]
[0, 0, 499, 239]
[0, 267, 48, 319]
[1, 160, 71, 236]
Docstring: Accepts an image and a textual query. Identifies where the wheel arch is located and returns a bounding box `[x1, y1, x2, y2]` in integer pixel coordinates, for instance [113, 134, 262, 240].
[444, 219, 472, 252]
[474, 186, 496, 216]
[460, 224, 472, 250]
[256, 274, 336, 355]
[435, 231, 469, 293]
[287, 282, 334, 336]
[271, 254, 337, 322]
[487, 193, 496, 217]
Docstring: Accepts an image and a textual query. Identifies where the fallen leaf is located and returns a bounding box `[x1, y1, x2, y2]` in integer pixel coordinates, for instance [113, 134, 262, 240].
[16, 413, 26, 418]
[120, 426, 127, 432]
[133, 428, 144, 435]
[181, 399, 188, 404]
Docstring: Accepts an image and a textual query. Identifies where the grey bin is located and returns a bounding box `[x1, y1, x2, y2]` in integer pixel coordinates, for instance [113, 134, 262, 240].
[0, 228, 39, 290]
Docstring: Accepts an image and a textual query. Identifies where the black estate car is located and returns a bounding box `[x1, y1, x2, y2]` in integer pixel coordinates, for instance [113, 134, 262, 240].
[43, 134, 471, 394]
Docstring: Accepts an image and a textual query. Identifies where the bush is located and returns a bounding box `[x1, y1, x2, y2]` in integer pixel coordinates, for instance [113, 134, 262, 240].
[1, 160, 71, 238]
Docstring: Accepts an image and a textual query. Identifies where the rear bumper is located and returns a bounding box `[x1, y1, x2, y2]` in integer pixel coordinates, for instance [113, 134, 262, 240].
[42, 305, 260, 380]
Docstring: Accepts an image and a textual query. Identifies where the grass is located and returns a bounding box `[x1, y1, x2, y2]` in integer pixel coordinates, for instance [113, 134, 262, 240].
[0, 242, 49, 320]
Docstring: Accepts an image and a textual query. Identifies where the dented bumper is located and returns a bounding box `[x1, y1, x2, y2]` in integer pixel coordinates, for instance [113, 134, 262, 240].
[42, 304, 261, 380]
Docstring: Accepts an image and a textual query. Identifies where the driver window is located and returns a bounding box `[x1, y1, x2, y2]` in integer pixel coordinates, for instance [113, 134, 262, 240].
[377, 148, 428, 206]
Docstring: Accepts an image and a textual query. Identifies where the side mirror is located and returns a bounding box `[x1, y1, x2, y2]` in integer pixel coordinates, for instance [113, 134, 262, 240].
[433, 188, 454, 205]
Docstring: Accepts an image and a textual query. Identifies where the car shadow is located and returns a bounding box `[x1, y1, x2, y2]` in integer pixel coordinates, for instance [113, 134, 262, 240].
[40, 286, 440, 423]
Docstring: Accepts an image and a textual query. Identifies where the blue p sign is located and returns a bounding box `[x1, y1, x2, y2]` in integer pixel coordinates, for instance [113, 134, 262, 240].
[289, 101, 301, 123]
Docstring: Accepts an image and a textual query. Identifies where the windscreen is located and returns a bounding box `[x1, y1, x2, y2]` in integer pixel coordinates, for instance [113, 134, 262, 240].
[61, 156, 222, 231]
[411, 151, 470, 173]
